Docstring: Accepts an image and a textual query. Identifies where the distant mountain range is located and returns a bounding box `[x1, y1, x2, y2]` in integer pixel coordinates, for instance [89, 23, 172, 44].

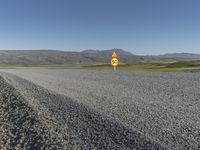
[158, 53, 200, 59]
[0, 49, 141, 65]
[0, 49, 200, 66]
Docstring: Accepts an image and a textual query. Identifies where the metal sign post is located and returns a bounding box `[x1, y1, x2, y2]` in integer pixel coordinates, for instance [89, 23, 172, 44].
[114, 66, 116, 71]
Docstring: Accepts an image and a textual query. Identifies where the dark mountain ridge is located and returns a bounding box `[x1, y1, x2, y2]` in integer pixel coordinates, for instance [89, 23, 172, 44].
[0, 49, 199, 66]
[158, 53, 200, 59]
[0, 49, 140, 65]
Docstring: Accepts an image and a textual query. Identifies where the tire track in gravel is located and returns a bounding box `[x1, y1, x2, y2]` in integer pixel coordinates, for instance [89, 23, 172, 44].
[1, 72, 169, 150]
[0, 76, 81, 150]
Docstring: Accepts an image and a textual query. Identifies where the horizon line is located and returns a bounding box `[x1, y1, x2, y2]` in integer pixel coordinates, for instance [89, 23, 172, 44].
[0, 49, 200, 56]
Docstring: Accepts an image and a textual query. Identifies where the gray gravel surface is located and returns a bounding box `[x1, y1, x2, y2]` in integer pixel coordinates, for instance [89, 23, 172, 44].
[0, 76, 81, 150]
[1, 69, 200, 149]
[0, 72, 168, 150]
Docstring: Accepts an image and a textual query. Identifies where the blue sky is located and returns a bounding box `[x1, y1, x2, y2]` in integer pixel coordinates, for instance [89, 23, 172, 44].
[0, 0, 200, 55]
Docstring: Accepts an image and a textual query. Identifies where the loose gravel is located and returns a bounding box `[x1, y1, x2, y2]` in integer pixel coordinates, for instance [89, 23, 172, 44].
[0, 76, 81, 150]
[1, 69, 200, 149]
[0, 72, 168, 150]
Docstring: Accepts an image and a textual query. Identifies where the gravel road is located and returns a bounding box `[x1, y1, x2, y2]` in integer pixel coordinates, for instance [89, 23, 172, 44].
[0, 76, 81, 149]
[0, 69, 200, 149]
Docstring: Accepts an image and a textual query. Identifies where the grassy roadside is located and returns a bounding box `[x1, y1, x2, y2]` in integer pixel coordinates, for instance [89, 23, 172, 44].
[0, 60, 200, 72]
[83, 60, 200, 72]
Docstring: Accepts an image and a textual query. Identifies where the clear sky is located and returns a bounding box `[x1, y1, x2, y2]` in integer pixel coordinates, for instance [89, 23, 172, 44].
[0, 0, 200, 55]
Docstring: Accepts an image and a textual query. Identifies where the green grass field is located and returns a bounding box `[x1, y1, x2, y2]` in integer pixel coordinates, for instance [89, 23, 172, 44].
[0, 60, 200, 72]
[83, 60, 200, 72]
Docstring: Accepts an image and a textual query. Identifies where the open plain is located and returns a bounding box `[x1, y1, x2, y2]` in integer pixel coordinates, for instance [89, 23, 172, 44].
[0, 69, 200, 149]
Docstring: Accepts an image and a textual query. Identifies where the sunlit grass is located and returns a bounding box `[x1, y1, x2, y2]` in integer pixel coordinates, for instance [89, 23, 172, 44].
[0, 60, 200, 72]
[83, 60, 200, 72]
